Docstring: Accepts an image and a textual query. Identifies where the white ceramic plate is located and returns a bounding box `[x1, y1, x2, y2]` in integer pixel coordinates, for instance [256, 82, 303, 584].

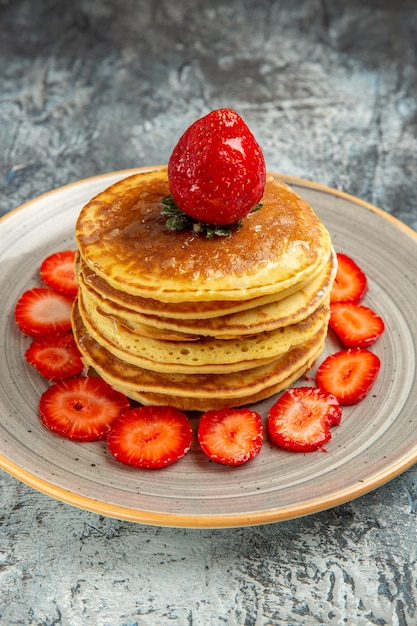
[1, 168, 416, 528]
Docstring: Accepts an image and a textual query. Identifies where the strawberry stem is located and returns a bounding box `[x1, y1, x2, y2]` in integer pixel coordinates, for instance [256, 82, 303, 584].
[160, 195, 262, 239]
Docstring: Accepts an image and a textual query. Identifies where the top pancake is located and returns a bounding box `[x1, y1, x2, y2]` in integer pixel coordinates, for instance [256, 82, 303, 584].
[75, 168, 332, 303]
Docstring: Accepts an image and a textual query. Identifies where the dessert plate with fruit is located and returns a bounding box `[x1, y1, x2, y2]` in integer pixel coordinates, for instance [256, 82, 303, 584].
[0, 111, 416, 528]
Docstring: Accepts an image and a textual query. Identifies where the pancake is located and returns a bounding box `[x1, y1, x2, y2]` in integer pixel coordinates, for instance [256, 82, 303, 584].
[76, 252, 329, 319]
[77, 292, 329, 374]
[72, 302, 327, 411]
[78, 250, 336, 338]
[75, 168, 333, 303]
[72, 166, 335, 411]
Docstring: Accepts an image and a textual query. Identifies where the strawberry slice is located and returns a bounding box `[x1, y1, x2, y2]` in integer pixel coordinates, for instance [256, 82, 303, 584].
[331, 253, 368, 304]
[39, 377, 130, 441]
[40, 250, 78, 297]
[330, 302, 385, 348]
[316, 348, 380, 406]
[168, 108, 266, 226]
[107, 406, 193, 469]
[25, 333, 83, 381]
[267, 387, 342, 452]
[15, 287, 74, 337]
[197, 408, 264, 466]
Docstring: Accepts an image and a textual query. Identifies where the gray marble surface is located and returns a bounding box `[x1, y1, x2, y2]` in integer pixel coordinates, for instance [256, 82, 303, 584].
[1, 1, 417, 624]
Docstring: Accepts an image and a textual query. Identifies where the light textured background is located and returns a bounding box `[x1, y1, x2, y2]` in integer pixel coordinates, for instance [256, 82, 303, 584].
[1, 1, 417, 624]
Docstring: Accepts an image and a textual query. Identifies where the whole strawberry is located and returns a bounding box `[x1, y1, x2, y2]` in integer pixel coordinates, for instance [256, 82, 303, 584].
[168, 108, 266, 226]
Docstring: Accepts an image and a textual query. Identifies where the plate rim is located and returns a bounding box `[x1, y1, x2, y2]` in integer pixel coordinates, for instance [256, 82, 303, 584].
[0, 445, 416, 528]
[1, 167, 417, 528]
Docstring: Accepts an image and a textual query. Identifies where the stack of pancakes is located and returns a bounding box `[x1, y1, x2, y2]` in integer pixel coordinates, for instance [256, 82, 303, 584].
[72, 167, 336, 411]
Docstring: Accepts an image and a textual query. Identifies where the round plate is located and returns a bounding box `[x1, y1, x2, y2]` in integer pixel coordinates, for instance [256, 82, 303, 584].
[1, 168, 416, 528]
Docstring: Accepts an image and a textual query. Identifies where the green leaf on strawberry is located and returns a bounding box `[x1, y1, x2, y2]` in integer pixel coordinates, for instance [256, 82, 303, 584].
[161, 195, 262, 238]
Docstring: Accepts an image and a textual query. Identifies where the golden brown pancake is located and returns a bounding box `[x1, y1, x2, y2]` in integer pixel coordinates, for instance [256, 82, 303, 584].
[76, 251, 330, 319]
[78, 251, 335, 338]
[77, 290, 329, 374]
[72, 167, 335, 410]
[72, 302, 327, 411]
[76, 169, 332, 302]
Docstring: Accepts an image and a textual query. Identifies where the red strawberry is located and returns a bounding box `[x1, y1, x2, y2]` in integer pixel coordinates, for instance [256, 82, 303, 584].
[39, 377, 130, 441]
[197, 408, 263, 466]
[40, 250, 78, 297]
[25, 333, 83, 381]
[316, 348, 380, 406]
[168, 108, 266, 225]
[267, 387, 342, 453]
[107, 406, 193, 469]
[15, 287, 74, 337]
[329, 302, 385, 348]
[331, 253, 368, 304]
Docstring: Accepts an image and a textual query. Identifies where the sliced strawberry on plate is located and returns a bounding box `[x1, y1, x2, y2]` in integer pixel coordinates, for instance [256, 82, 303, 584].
[15, 287, 74, 337]
[40, 250, 78, 297]
[267, 387, 342, 453]
[331, 253, 368, 304]
[197, 407, 264, 466]
[39, 377, 130, 441]
[330, 302, 385, 348]
[168, 108, 266, 225]
[107, 406, 193, 469]
[316, 348, 380, 406]
[25, 332, 83, 381]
